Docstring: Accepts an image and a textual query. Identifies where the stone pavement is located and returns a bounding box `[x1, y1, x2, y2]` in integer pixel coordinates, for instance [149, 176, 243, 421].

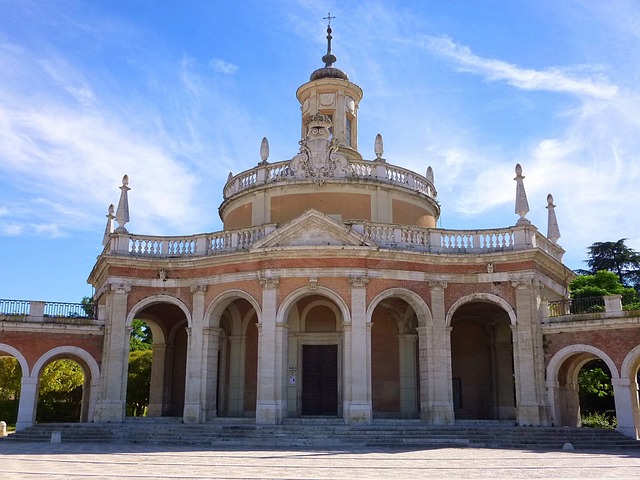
[1, 442, 640, 479]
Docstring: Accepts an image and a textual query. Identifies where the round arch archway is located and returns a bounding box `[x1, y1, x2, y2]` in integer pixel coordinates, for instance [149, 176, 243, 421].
[546, 344, 618, 428]
[447, 295, 516, 421]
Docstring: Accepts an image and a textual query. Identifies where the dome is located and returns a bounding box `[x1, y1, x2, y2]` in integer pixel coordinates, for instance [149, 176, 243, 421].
[310, 66, 349, 81]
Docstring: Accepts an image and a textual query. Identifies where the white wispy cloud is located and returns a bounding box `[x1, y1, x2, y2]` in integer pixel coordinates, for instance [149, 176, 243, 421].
[210, 58, 239, 75]
[425, 36, 619, 100]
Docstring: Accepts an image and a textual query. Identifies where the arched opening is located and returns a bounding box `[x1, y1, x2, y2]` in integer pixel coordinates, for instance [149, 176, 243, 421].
[450, 301, 515, 420]
[371, 297, 419, 419]
[126, 319, 154, 417]
[36, 358, 86, 423]
[554, 351, 617, 428]
[215, 298, 259, 417]
[0, 356, 22, 428]
[128, 302, 188, 418]
[578, 359, 616, 428]
[284, 294, 344, 417]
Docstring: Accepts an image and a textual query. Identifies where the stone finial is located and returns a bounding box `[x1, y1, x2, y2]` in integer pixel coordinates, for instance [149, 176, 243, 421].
[426, 166, 434, 184]
[546, 193, 561, 243]
[102, 204, 115, 246]
[514, 164, 530, 226]
[227, 171, 233, 181]
[374, 133, 385, 162]
[259, 137, 269, 164]
[114, 175, 130, 233]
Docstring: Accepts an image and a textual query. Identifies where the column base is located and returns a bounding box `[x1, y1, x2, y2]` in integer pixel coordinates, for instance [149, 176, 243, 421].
[256, 401, 285, 424]
[517, 403, 546, 426]
[93, 400, 125, 423]
[344, 401, 372, 424]
[420, 402, 454, 425]
[183, 402, 204, 424]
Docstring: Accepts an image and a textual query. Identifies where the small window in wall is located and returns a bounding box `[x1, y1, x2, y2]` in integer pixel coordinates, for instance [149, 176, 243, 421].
[345, 116, 352, 147]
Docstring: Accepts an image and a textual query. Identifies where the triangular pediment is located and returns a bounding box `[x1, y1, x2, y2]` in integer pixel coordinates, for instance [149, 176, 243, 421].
[251, 210, 375, 249]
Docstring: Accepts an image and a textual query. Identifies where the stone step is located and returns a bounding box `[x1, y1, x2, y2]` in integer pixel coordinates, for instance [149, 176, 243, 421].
[4, 422, 638, 450]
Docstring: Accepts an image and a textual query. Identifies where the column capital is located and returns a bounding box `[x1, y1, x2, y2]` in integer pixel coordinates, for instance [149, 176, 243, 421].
[259, 275, 279, 289]
[190, 284, 207, 294]
[203, 326, 222, 336]
[429, 280, 448, 291]
[348, 276, 369, 288]
[109, 281, 131, 294]
[511, 279, 532, 289]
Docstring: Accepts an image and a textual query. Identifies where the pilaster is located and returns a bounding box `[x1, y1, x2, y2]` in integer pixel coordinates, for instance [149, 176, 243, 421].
[183, 285, 207, 424]
[420, 281, 454, 424]
[94, 282, 130, 423]
[15, 377, 38, 431]
[344, 275, 372, 423]
[511, 279, 548, 425]
[256, 275, 282, 424]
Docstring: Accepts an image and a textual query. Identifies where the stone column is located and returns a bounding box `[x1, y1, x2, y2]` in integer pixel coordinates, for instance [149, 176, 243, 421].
[227, 335, 246, 416]
[256, 275, 280, 424]
[344, 276, 372, 423]
[511, 280, 548, 426]
[419, 281, 454, 424]
[15, 376, 38, 431]
[398, 333, 418, 418]
[147, 343, 167, 416]
[613, 377, 638, 438]
[275, 322, 289, 420]
[202, 326, 221, 420]
[183, 285, 207, 424]
[94, 283, 130, 423]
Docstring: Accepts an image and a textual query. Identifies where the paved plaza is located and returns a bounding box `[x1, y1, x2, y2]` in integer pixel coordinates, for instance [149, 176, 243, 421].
[2, 442, 640, 479]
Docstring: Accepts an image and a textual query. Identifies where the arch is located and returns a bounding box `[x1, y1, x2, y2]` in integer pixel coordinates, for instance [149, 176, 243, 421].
[31, 346, 101, 382]
[277, 286, 350, 325]
[546, 344, 619, 384]
[300, 300, 341, 332]
[621, 345, 640, 381]
[367, 288, 432, 327]
[205, 290, 262, 329]
[0, 343, 30, 377]
[127, 295, 192, 328]
[446, 293, 517, 327]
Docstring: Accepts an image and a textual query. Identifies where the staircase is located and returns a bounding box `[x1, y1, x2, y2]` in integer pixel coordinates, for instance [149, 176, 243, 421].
[3, 419, 639, 450]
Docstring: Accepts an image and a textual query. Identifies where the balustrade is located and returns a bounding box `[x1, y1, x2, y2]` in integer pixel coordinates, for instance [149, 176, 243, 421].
[0, 300, 96, 319]
[222, 158, 437, 199]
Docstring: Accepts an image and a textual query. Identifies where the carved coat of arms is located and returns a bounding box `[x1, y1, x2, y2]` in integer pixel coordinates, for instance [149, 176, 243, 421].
[290, 113, 349, 184]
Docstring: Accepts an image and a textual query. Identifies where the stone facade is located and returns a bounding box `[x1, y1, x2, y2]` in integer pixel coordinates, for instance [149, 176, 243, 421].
[2, 26, 640, 439]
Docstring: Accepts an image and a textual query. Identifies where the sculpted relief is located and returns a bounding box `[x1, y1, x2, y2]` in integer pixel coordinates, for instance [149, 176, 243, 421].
[291, 113, 349, 184]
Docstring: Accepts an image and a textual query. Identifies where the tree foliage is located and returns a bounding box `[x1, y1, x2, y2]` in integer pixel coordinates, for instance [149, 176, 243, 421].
[578, 239, 640, 289]
[37, 359, 84, 422]
[130, 319, 153, 351]
[569, 270, 638, 305]
[126, 319, 153, 416]
[578, 360, 616, 428]
[0, 357, 21, 400]
[126, 349, 152, 417]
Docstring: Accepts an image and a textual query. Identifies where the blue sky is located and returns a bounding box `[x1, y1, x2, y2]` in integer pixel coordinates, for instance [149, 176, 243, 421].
[1, 1, 639, 303]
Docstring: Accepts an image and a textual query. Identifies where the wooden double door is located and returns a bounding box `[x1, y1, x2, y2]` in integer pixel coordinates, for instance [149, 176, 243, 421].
[302, 345, 338, 416]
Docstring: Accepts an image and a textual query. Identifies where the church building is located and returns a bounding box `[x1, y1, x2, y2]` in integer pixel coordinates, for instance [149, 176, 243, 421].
[4, 23, 640, 439]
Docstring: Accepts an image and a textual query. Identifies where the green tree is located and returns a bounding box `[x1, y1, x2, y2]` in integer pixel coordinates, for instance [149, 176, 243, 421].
[0, 357, 21, 400]
[125, 319, 153, 416]
[578, 239, 640, 289]
[570, 270, 638, 306]
[80, 296, 95, 317]
[0, 357, 22, 426]
[578, 359, 616, 428]
[130, 319, 153, 351]
[37, 359, 84, 422]
[126, 350, 152, 416]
